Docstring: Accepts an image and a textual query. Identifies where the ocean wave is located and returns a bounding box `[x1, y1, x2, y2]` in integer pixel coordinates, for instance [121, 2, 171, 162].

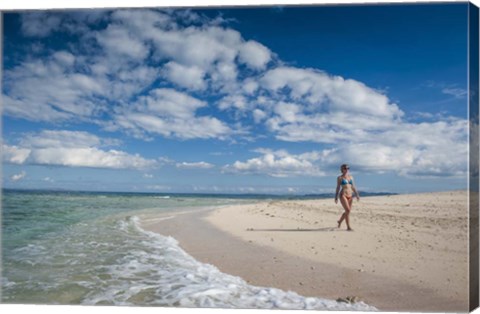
[81, 215, 377, 310]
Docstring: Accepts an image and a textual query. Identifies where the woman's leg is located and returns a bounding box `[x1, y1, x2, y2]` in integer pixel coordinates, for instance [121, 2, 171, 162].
[337, 212, 345, 227]
[339, 195, 352, 230]
[347, 197, 354, 231]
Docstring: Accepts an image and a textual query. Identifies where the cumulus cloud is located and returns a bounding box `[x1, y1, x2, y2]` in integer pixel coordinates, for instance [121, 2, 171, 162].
[28, 147, 155, 169]
[252, 109, 267, 123]
[4, 9, 469, 179]
[223, 149, 325, 177]
[110, 88, 232, 140]
[5, 9, 274, 126]
[238, 40, 272, 70]
[95, 24, 150, 60]
[3, 51, 106, 122]
[313, 119, 467, 177]
[217, 66, 408, 145]
[11, 171, 26, 182]
[225, 115, 467, 178]
[259, 66, 403, 118]
[2, 145, 31, 164]
[111, 9, 270, 92]
[20, 12, 62, 37]
[218, 94, 250, 111]
[216, 66, 466, 177]
[3, 130, 157, 170]
[163, 62, 206, 91]
[176, 161, 215, 169]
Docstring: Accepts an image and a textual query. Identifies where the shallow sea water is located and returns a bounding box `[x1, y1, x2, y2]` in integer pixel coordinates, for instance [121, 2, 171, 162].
[2, 190, 376, 310]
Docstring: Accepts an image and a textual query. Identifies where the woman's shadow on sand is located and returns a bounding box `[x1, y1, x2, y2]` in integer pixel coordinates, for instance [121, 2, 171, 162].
[246, 227, 347, 232]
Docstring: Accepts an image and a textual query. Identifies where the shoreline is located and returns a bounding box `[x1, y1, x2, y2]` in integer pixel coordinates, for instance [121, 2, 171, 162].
[141, 191, 469, 312]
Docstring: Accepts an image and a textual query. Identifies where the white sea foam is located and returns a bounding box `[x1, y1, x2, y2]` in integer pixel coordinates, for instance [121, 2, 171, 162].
[81, 215, 377, 310]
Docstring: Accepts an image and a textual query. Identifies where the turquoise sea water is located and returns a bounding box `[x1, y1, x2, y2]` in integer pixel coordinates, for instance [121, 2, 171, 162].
[1, 189, 376, 310]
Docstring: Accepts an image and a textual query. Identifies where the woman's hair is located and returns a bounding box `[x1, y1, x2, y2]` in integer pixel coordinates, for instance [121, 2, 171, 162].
[340, 164, 349, 170]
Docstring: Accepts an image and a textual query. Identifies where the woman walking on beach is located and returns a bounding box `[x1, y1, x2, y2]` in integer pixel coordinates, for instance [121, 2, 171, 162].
[335, 164, 360, 231]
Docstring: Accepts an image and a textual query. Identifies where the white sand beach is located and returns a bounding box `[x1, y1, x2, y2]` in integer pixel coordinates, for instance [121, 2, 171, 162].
[142, 191, 469, 312]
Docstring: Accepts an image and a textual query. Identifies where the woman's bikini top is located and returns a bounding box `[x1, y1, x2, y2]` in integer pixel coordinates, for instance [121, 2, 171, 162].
[341, 177, 353, 186]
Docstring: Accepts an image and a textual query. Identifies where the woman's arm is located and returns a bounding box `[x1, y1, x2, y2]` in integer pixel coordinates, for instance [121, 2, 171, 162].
[335, 177, 341, 203]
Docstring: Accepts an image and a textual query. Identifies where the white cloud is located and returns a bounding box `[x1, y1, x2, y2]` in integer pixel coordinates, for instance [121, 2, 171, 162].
[5, 12, 162, 124]
[142, 88, 206, 119]
[426, 81, 467, 100]
[111, 88, 232, 140]
[273, 102, 301, 123]
[242, 79, 259, 95]
[3, 130, 157, 170]
[109, 9, 270, 93]
[259, 66, 403, 118]
[43, 177, 54, 182]
[96, 24, 149, 60]
[11, 171, 27, 182]
[2, 145, 31, 164]
[442, 87, 467, 99]
[214, 65, 411, 148]
[224, 149, 325, 177]
[20, 130, 103, 148]
[155, 26, 241, 71]
[377, 120, 467, 177]
[143, 173, 154, 178]
[220, 65, 467, 178]
[3, 51, 106, 122]
[29, 147, 155, 169]
[328, 118, 468, 177]
[224, 115, 467, 178]
[238, 40, 272, 70]
[252, 109, 267, 123]
[6, 9, 469, 179]
[21, 12, 62, 37]
[110, 9, 172, 30]
[176, 161, 215, 169]
[53, 51, 76, 66]
[163, 62, 206, 91]
[218, 94, 249, 111]
[20, 11, 107, 38]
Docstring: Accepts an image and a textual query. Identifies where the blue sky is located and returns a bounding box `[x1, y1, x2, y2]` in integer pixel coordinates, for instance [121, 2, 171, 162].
[2, 3, 470, 194]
